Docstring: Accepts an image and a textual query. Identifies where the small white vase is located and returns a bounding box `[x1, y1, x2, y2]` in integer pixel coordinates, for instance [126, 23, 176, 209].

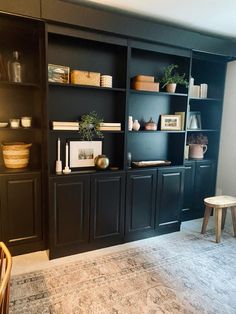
[128, 116, 133, 131]
[132, 119, 140, 131]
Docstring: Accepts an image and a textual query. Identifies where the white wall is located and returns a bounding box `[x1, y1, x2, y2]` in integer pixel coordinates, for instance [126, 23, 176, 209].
[216, 61, 236, 196]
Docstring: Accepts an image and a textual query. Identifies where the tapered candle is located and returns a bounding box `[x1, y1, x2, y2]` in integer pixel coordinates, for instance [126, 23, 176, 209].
[65, 142, 68, 167]
[57, 138, 60, 161]
[63, 141, 71, 174]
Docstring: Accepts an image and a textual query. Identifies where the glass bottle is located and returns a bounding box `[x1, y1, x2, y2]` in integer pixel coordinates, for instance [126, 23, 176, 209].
[8, 51, 22, 83]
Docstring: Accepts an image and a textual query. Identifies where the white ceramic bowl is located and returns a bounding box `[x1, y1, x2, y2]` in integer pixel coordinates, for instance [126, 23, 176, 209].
[0, 122, 8, 128]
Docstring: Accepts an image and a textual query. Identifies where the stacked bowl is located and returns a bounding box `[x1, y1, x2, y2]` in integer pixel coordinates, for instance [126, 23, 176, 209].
[101, 75, 112, 88]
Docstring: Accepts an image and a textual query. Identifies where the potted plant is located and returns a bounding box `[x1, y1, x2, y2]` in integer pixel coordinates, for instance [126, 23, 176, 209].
[79, 111, 104, 141]
[160, 64, 188, 93]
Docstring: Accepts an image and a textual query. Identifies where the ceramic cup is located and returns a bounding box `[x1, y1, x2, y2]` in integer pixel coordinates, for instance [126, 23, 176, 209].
[9, 118, 20, 128]
[21, 116, 32, 128]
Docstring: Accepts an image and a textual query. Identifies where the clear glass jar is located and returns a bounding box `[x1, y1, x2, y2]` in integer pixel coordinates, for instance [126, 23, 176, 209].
[8, 51, 22, 83]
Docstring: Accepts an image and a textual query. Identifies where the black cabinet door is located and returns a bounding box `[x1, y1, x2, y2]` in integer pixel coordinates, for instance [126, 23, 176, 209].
[90, 172, 125, 244]
[156, 167, 184, 233]
[49, 175, 90, 258]
[0, 172, 43, 254]
[193, 160, 215, 218]
[0, 0, 40, 17]
[125, 170, 156, 240]
[182, 161, 196, 221]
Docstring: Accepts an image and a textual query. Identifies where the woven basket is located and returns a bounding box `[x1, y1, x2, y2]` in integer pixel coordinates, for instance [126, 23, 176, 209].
[1, 142, 32, 169]
[71, 70, 100, 86]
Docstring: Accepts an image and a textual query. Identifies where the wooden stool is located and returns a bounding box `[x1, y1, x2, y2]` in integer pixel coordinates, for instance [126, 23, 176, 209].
[201, 195, 236, 243]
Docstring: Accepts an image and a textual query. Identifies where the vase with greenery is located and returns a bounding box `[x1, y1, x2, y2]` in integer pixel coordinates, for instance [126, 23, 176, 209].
[160, 64, 188, 93]
[79, 111, 104, 141]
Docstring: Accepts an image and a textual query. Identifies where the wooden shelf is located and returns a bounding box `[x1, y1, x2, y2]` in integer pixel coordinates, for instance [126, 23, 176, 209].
[50, 168, 124, 177]
[189, 97, 222, 102]
[0, 127, 37, 131]
[130, 89, 188, 97]
[0, 167, 41, 175]
[187, 129, 219, 132]
[129, 130, 185, 134]
[49, 82, 126, 92]
[50, 130, 124, 134]
[0, 80, 40, 88]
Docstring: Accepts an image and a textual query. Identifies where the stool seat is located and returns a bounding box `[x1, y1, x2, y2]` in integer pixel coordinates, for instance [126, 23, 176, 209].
[204, 195, 236, 208]
[201, 195, 236, 243]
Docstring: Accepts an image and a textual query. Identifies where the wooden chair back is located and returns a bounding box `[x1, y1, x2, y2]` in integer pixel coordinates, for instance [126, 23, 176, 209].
[0, 242, 12, 314]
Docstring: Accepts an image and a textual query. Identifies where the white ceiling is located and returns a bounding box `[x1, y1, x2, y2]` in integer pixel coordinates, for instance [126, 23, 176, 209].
[75, 0, 236, 40]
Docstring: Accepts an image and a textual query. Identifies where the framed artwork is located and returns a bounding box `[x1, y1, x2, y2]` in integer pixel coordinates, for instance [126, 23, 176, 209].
[160, 115, 181, 131]
[48, 64, 70, 83]
[69, 140, 102, 168]
[188, 111, 202, 130]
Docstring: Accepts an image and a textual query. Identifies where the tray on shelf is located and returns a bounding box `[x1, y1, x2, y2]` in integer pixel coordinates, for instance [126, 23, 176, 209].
[132, 160, 171, 168]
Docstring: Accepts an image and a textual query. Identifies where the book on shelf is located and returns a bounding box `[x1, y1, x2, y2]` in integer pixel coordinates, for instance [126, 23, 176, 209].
[200, 83, 208, 98]
[189, 85, 200, 98]
[52, 125, 79, 130]
[99, 122, 121, 127]
[52, 121, 79, 127]
[98, 126, 121, 131]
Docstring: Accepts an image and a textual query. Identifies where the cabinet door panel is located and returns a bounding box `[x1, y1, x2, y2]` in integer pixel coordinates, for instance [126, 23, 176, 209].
[182, 161, 196, 221]
[1, 173, 42, 246]
[126, 170, 156, 235]
[91, 173, 125, 242]
[194, 161, 215, 216]
[50, 175, 90, 250]
[156, 167, 184, 230]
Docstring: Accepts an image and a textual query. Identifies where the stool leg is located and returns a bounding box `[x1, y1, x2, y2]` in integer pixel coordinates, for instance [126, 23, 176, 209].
[231, 207, 236, 237]
[215, 208, 222, 243]
[201, 206, 212, 234]
[221, 208, 227, 230]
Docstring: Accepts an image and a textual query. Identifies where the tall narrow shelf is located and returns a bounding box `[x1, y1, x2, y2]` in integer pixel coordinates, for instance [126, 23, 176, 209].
[47, 30, 128, 174]
[187, 51, 227, 162]
[127, 44, 190, 167]
[0, 13, 45, 255]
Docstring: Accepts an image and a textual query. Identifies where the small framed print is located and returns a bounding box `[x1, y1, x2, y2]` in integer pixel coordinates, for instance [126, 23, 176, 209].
[48, 64, 70, 83]
[160, 115, 181, 131]
[69, 140, 102, 168]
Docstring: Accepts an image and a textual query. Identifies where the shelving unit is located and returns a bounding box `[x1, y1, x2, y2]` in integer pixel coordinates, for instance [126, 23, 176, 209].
[0, 13, 45, 255]
[127, 45, 190, 168]
[47, 31, 127, 175]
[0, 6, 232, 258]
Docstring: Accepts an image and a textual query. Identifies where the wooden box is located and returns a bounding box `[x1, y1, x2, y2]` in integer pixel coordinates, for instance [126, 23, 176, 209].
[134, 75, 154, 82]
[132, 81, 160, 92]
[71, 70, 101, 86]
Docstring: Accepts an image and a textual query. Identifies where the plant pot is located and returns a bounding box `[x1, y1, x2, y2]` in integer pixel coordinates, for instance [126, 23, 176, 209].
[189, 144, 207, 159]
[166, 83, 177, 93]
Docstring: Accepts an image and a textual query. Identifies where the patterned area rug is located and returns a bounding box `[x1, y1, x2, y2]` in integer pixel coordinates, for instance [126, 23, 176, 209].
[10, 229, 236, 313]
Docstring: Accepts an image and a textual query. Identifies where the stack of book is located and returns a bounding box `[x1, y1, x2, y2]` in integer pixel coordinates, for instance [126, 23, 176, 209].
[52, 121, 79, 130]
[189, 78, 208, 98]
[98, 122, 121, 131]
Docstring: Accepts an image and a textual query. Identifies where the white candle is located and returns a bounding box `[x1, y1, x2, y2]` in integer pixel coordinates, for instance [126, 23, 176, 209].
[65, 142, 68, 167]
[57, 138, 61, 161]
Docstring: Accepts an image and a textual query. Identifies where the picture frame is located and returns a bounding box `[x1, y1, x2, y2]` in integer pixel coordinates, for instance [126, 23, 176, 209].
[48, 64, 70, 83]
[188, 111, 202, 130]
[69, 140, 102, 168]
[160, 115, 181, 131]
